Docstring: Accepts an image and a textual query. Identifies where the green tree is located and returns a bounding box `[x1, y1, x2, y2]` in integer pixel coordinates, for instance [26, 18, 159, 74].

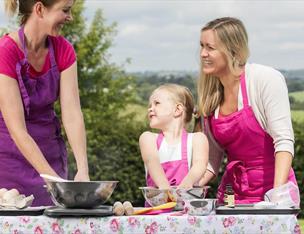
[60, 0, 146, 204]
[292, 121, 304, 217]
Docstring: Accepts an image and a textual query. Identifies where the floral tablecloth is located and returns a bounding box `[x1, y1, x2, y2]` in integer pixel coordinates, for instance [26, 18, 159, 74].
[0, 214, 300, 234]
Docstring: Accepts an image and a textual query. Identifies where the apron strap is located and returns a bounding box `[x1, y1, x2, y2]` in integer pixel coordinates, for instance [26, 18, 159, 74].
[18, 27, 28, 60]
[156, 129, 188, 161]
[47, 36, 60, 80]
[17, 27, 31, 115]
[156, 132, 164, 150]
[181, 128, 188, 161]
[47, 37, 57, 68]
[16, 61, 30, 116]
[240, 72, 249, 107]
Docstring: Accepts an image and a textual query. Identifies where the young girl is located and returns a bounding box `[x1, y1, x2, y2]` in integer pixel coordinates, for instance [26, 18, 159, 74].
[139, 84, 209, 189]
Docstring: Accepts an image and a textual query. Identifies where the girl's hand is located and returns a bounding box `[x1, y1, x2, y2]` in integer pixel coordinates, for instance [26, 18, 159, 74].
[178, 180, 193, 189]
[74, 170, 90, 181]
[158, 185, 171, 190]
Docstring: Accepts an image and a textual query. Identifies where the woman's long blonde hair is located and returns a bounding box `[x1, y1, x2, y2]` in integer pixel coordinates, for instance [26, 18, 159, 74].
[197, 17, 249, 117]
[4, 0, 59, 25]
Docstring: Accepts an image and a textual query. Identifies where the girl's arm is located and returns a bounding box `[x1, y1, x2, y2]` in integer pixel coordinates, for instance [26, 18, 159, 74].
[193, 116, 224, 185]
[179, 132, 209, 188]
[60, 62, 89, 181]
[139, 131, 170, 189]
[198, 170, 216, 186]
[0, 75, 59, 177]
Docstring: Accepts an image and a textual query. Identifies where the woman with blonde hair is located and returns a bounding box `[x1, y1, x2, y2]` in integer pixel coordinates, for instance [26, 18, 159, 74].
[0, 0, 89, 206]
[196, 17, 299, 205]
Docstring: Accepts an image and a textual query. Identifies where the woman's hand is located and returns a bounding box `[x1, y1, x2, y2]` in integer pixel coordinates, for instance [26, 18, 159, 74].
[74, 170, 90, 181]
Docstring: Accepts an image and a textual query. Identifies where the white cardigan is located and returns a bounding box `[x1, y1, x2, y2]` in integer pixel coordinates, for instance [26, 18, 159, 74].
[205, 63, 294, 176]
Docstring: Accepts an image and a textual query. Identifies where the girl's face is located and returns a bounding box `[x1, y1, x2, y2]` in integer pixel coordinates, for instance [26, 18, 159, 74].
[42, 0, 74, 36]
[200, 29, 229, 77]
[148, 89, 177, 129]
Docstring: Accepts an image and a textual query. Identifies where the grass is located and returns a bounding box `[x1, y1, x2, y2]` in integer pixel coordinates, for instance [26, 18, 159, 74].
[291, 110, 304, 123]
[299, 219, 304, 233]
[290, 91, 304, 102]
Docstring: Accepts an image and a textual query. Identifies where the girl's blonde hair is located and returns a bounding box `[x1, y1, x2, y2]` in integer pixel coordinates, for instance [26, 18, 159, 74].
[152, 83, 194, 124]
[4, 0, 60, 25]
[197, 17, 250, 117]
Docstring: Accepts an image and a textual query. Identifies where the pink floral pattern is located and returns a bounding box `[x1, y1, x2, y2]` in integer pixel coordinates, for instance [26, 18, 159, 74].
[51, 222, 62, 234]
[20, 217, 30, 224]
[110, 218, 120, 232]
[187, 216, 197, 225]
[73, 229, 81, 234]
[145, 221, 158, 234]
[223, 216, 237, 228]
[128, 217, 140, 228]
[34, 226, 43, 234]
[0, 214, 299, 233]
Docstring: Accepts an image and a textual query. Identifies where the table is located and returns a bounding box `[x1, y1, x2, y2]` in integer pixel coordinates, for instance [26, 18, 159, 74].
[0, 214, 301, 234]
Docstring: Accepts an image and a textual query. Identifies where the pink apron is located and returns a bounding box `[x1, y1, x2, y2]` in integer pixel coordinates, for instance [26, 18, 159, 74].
[210, 72, 297, 204]
[146, 129, 189, 187]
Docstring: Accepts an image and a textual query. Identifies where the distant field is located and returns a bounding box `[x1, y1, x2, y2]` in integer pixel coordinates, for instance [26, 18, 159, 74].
[292, 110, 304, 123]
[125, 103, 304, 124]
[124, 104, 147, 122]
[290, 91, 304, 102]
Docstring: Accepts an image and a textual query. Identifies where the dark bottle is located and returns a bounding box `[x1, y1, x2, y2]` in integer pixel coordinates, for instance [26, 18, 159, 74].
[224, 184, 235, 207]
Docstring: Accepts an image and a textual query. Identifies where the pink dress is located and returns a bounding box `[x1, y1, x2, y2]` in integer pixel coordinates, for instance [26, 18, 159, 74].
[209, 72, 298, 204]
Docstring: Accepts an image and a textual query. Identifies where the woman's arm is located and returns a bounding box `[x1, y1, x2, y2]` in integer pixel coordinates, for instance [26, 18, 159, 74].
[179, 132, 209, 188]
[256, 66, 294, 187]
[139, 131, 170, 189]
[0, 75, 59, 177]
[60, 62, 89, 181]
[274, 151, 293, 187]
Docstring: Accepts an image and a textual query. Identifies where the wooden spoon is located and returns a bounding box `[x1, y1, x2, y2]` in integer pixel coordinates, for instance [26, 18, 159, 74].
[133, 202, 177, 215]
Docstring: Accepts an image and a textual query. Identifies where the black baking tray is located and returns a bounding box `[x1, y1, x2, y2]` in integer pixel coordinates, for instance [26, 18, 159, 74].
[0, 206, 46, 216]
[216, 205, 300, 215]
[44, 205, 113, 217]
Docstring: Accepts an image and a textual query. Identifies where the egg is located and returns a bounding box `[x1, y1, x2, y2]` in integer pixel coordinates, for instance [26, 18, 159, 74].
[113, 201, 124, 216]
[123, 201, 134, 216]
[2, 188, 20, 202]
[15, 195, 34, 209]
[0, 188, 8, 198]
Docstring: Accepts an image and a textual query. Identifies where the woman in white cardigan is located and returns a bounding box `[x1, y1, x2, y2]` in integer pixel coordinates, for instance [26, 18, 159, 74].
[196, 17, 298, 205]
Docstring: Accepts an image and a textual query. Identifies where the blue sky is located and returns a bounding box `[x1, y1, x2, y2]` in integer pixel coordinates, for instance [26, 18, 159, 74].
[1, 0, 304, 72]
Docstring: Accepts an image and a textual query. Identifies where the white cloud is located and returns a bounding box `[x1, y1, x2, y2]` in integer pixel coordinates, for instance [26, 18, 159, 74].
[1, 0, 303, 71]
[280, 42, 304, 50]
[119, 24, 148, 37]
